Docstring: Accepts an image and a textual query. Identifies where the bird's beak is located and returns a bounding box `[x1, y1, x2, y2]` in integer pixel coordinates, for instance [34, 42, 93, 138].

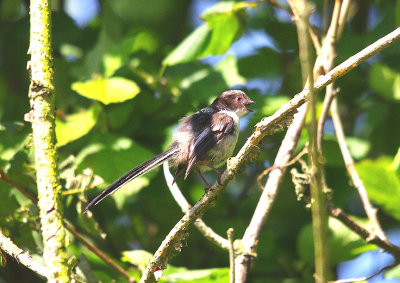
[245, 100, 255, 112]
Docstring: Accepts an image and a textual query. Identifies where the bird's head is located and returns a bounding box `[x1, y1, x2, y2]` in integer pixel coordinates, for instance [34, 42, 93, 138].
[212, 90, 255, 117]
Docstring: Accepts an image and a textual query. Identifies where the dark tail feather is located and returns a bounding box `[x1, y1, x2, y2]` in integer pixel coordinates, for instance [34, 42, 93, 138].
[172, 164, 185, 185]
[83, 148, 177, 214]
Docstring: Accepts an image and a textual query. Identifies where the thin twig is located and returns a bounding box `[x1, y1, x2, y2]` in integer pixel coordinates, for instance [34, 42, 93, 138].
[324, 4, 388, 239]
[0, 171, 37, 203]
[237, 2, 393, 282]
[330, 98, 387, 241]
[140, 27, 400, 283]
[329, 261, 398, 283]
[256, 144, 308, 189]
[64, 222, 136, 283]
[236, 104, 309, 283]
[283, 0, 322, 52]
[327, 202, 400, 260]
[0, 230, 50, 279]
[227, 228, 235, 283]
[0, 173, 136, 282]
[268, 0, 293, 16]
[316, 85, 337, 150]
[314, 27, 400, 91]
[315, 0, 343, 151]
[337, 0, 352, 39]
[162, 163, 230, 250]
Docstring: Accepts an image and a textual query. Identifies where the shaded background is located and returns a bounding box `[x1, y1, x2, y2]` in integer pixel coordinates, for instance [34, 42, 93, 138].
[1, 0, 400, 282]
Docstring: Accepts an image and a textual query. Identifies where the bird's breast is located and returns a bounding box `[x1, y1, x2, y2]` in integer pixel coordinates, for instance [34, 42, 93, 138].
[203, 123, 239, 169]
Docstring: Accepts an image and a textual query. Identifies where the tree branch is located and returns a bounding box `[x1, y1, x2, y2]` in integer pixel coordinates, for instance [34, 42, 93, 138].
[139, 26, 400, 282]
[26, 0, 69, 280]
[331, 98, 387, 241]
[235, 104, 308, 282]
[0, 172, 136, 282]
[64, 222, 137, 283]
[0, 230, 50, 279]
[329, 261, 399, 283]
[163, 163, 230, 250]
[234, 1, 346, 280]
[227, 228, 235, 283]
[327, 202, 400, 261]
[292, 0, 330, 281]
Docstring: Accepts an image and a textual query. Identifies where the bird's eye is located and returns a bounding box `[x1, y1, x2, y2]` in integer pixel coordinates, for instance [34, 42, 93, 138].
[236, 96, 243, 102]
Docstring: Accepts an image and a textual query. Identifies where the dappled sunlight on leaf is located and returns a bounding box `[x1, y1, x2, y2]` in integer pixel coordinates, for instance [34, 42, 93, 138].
[72, 77, 141, 104]
[297, 217, 376, 266]
[163, 1, 257, 66]
[356, 156, 400, 220]
[369, 63, 400, 101]
[56, 104, 101, 147]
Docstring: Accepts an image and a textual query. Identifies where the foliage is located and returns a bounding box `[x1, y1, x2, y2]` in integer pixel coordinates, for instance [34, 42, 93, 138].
[1, 0, 400, 282]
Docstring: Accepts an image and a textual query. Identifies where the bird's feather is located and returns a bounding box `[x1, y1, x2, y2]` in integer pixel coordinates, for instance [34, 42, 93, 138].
[83, 147, 178, 213]
[184, 113, 234, 179]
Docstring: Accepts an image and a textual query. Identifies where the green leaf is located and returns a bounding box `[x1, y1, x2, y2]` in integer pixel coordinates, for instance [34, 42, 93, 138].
[385, 262, 400, 279]
[322, 136, 345, 167]
[260, 96, 289, 116]
[103, 31, 158, 77]
[76, 133, 155, 209]
[56, 104, 101, 147]
[214, 54, 246, 86]
[73, 254, 99, 283]
[0, 122, 29, 161]
[163, 1, 256, 66]
[121, 250, 153, 272]
[391, 147, 400, 174]
[161, 267, 229, 282]
[396, 0, 400, 27]
[173, 55, 245, 101]
[0, 0, 22, 19]
[85, 31, 115, 75]
[264, 20, 298, 51]
[163, 24, 211, 66]
[297, 217, 376, 266]
[369, 63, 400, 101]
[345, 137, 371, 160]
[356, 156, 400, 220]
[0, 181, 20, 216]
[72, 77, 141, 105]
[200, 13, 241, 56]
[238, 48, 281, 78]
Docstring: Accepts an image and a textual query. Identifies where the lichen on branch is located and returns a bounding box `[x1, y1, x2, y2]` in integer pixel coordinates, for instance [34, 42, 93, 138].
[27, 0, 70, 281]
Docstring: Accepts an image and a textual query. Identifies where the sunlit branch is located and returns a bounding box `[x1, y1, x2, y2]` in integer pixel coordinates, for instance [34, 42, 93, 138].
[140, 26, 400, 282]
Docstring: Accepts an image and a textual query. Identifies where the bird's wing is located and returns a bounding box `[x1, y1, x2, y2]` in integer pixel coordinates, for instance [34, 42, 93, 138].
[184, 112, 234, 178]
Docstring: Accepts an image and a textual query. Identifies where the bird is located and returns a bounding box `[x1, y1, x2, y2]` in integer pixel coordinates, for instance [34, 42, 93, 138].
[83, 90, 255, 213]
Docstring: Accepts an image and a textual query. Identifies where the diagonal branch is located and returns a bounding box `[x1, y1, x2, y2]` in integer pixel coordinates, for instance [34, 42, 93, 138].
[235, 2, 348, 280]
[235, 104, 308, 282]
[330, 261, 399, 283]
[327, 202, 400, 260]
[140, 27, 400, 283]
[0, 230, 50, 279]
[0, 172, 136, 282]
[163, 163, 230, 250]
[330, 98, 387, 241]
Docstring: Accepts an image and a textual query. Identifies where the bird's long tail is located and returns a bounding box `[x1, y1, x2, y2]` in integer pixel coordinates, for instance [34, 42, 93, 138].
[83, 147, 178, 213]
